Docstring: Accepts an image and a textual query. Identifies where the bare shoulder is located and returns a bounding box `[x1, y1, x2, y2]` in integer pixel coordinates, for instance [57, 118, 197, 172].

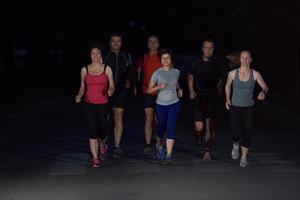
[79, 66, 87, 81]
[105, 65, 112, 71]
[228, 69, 236, 79]
[229, 69, 236, 75]
[253, 69, 261, 75]
[252, 69, 262, 79]
[105, 65, 112, 74]
[81, 66, 87, 71]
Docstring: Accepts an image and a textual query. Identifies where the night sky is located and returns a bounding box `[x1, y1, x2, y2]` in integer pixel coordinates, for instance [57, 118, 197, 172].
[0, 1, 300, 102]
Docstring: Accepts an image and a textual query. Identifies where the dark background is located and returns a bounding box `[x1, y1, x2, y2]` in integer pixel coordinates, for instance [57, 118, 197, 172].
[0, 0, 300, 116]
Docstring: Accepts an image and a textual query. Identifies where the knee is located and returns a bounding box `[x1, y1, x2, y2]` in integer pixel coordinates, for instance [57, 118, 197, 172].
[195, 124, 204, 133]
[114, 113, 123, 122]
[145, 113, 153, 123]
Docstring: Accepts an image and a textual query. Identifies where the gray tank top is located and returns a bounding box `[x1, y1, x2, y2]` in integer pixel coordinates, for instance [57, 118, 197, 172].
[232, 69, 255, 107]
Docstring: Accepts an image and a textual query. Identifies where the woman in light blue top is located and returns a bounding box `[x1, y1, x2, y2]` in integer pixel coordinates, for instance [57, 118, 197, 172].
[148, 48, 183, 165]
[225, 50, 268, 167]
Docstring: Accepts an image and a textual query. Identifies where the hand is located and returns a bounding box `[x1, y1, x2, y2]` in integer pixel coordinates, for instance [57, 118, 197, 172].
[132, 87, 138, 97]
[158, 82, 167, 90]
[75, 95, 81, 103]
[108, 88, 114, 97]
[125, 80, 130, 89]
[189, 91, 196, 100]
[178, 89, 183, 98]
[225, 100, 231, 110]
[257, 91, 265, 100]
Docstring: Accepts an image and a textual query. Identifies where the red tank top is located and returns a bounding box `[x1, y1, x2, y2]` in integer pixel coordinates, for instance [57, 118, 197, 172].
[84, 66, 108, 104]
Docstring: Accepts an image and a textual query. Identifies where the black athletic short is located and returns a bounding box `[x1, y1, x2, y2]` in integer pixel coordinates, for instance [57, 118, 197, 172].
[193, 92, 218, 121]
[143, 94, 157, 108]
[109, 90, 127, 109]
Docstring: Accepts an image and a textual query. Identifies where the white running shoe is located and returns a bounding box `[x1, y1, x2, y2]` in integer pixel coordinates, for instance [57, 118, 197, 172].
[231, 143, 240, 160]
[240, 157, 249, 168]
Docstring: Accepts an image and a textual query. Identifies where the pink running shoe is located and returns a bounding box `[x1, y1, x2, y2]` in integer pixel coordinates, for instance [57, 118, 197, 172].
[91, 158, 101, 168]
[99, 145, 108, 160]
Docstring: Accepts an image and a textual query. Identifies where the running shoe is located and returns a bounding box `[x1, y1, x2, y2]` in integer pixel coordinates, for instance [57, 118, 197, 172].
[156, 144, 165, 160]
[144, 145, 155, 158]
[91, 158, 101, 168]
[202, 151, 211, 160]
[163, 154, 172, 165]
[113, 146, 124, 158]
[99, 144, 108, 160]
[231, 143, 240, 160]
[240, 157, 249, 168]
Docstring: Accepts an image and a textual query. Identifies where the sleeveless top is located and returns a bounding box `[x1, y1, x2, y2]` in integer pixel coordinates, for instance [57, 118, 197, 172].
[84, 65, 108, 104]
[232, 68, 255, 107]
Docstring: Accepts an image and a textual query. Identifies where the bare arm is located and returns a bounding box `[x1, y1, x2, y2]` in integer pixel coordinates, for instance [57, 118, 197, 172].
[177, 83, 183, 98]
[132, 64, 142, 97]
[106, 66, 115, 96]
[254, 70, 269, 100]
[187, 73, 196, 100]
[137, 65, 142, 83]
[147, 81, 166, 94]
[225, 70, 234, 110]
[75, 67, 87, 103]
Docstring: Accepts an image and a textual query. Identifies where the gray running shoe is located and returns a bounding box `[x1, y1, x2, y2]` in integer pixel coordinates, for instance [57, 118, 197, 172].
[231, 143, 240, 160]
[240, 157, 249, 168]
[113, 146, 124, 158]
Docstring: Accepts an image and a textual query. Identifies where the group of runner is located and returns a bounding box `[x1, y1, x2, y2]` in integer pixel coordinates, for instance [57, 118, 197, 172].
[75, 33, 269, 168]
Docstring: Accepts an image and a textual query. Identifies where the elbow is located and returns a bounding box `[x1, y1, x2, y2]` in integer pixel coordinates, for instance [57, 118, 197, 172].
[225, 84, 229, 91]
[147, 87, 153, 94]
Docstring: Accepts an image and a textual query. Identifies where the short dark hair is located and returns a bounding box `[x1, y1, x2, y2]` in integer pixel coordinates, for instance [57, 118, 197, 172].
[158, 48, 174, 61]
[202, 38, 215, 46]
[147, 34, 159, 41]
[89, 41, 102, 52]
[110, 32, 122, 39]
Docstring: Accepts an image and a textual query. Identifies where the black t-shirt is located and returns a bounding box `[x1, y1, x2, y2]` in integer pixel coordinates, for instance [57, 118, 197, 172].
[102, 51, 132, 94]
[190, 58, 223, 93]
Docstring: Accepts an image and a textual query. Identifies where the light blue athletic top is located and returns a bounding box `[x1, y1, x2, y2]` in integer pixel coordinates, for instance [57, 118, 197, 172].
[150, 67, 180, 105]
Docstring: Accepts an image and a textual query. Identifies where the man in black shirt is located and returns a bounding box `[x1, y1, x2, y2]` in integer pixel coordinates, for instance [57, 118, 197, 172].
[187, 39, 223, 160]
[103, 33, 132, 158]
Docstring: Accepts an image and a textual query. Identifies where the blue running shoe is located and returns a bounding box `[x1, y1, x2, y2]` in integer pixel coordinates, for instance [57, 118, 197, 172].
[156, 144, 165, 160]
[163, 154, 172, 165]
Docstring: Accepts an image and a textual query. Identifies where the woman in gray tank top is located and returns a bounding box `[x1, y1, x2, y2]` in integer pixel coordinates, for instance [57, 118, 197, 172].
[225, 50, 269, 167]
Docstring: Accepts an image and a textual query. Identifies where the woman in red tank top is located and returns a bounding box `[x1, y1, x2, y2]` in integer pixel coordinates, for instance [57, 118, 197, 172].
[75, 43, 115, 168]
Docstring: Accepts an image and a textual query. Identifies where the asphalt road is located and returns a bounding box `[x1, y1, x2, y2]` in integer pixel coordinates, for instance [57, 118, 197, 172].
[0, 94, 300, 200]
